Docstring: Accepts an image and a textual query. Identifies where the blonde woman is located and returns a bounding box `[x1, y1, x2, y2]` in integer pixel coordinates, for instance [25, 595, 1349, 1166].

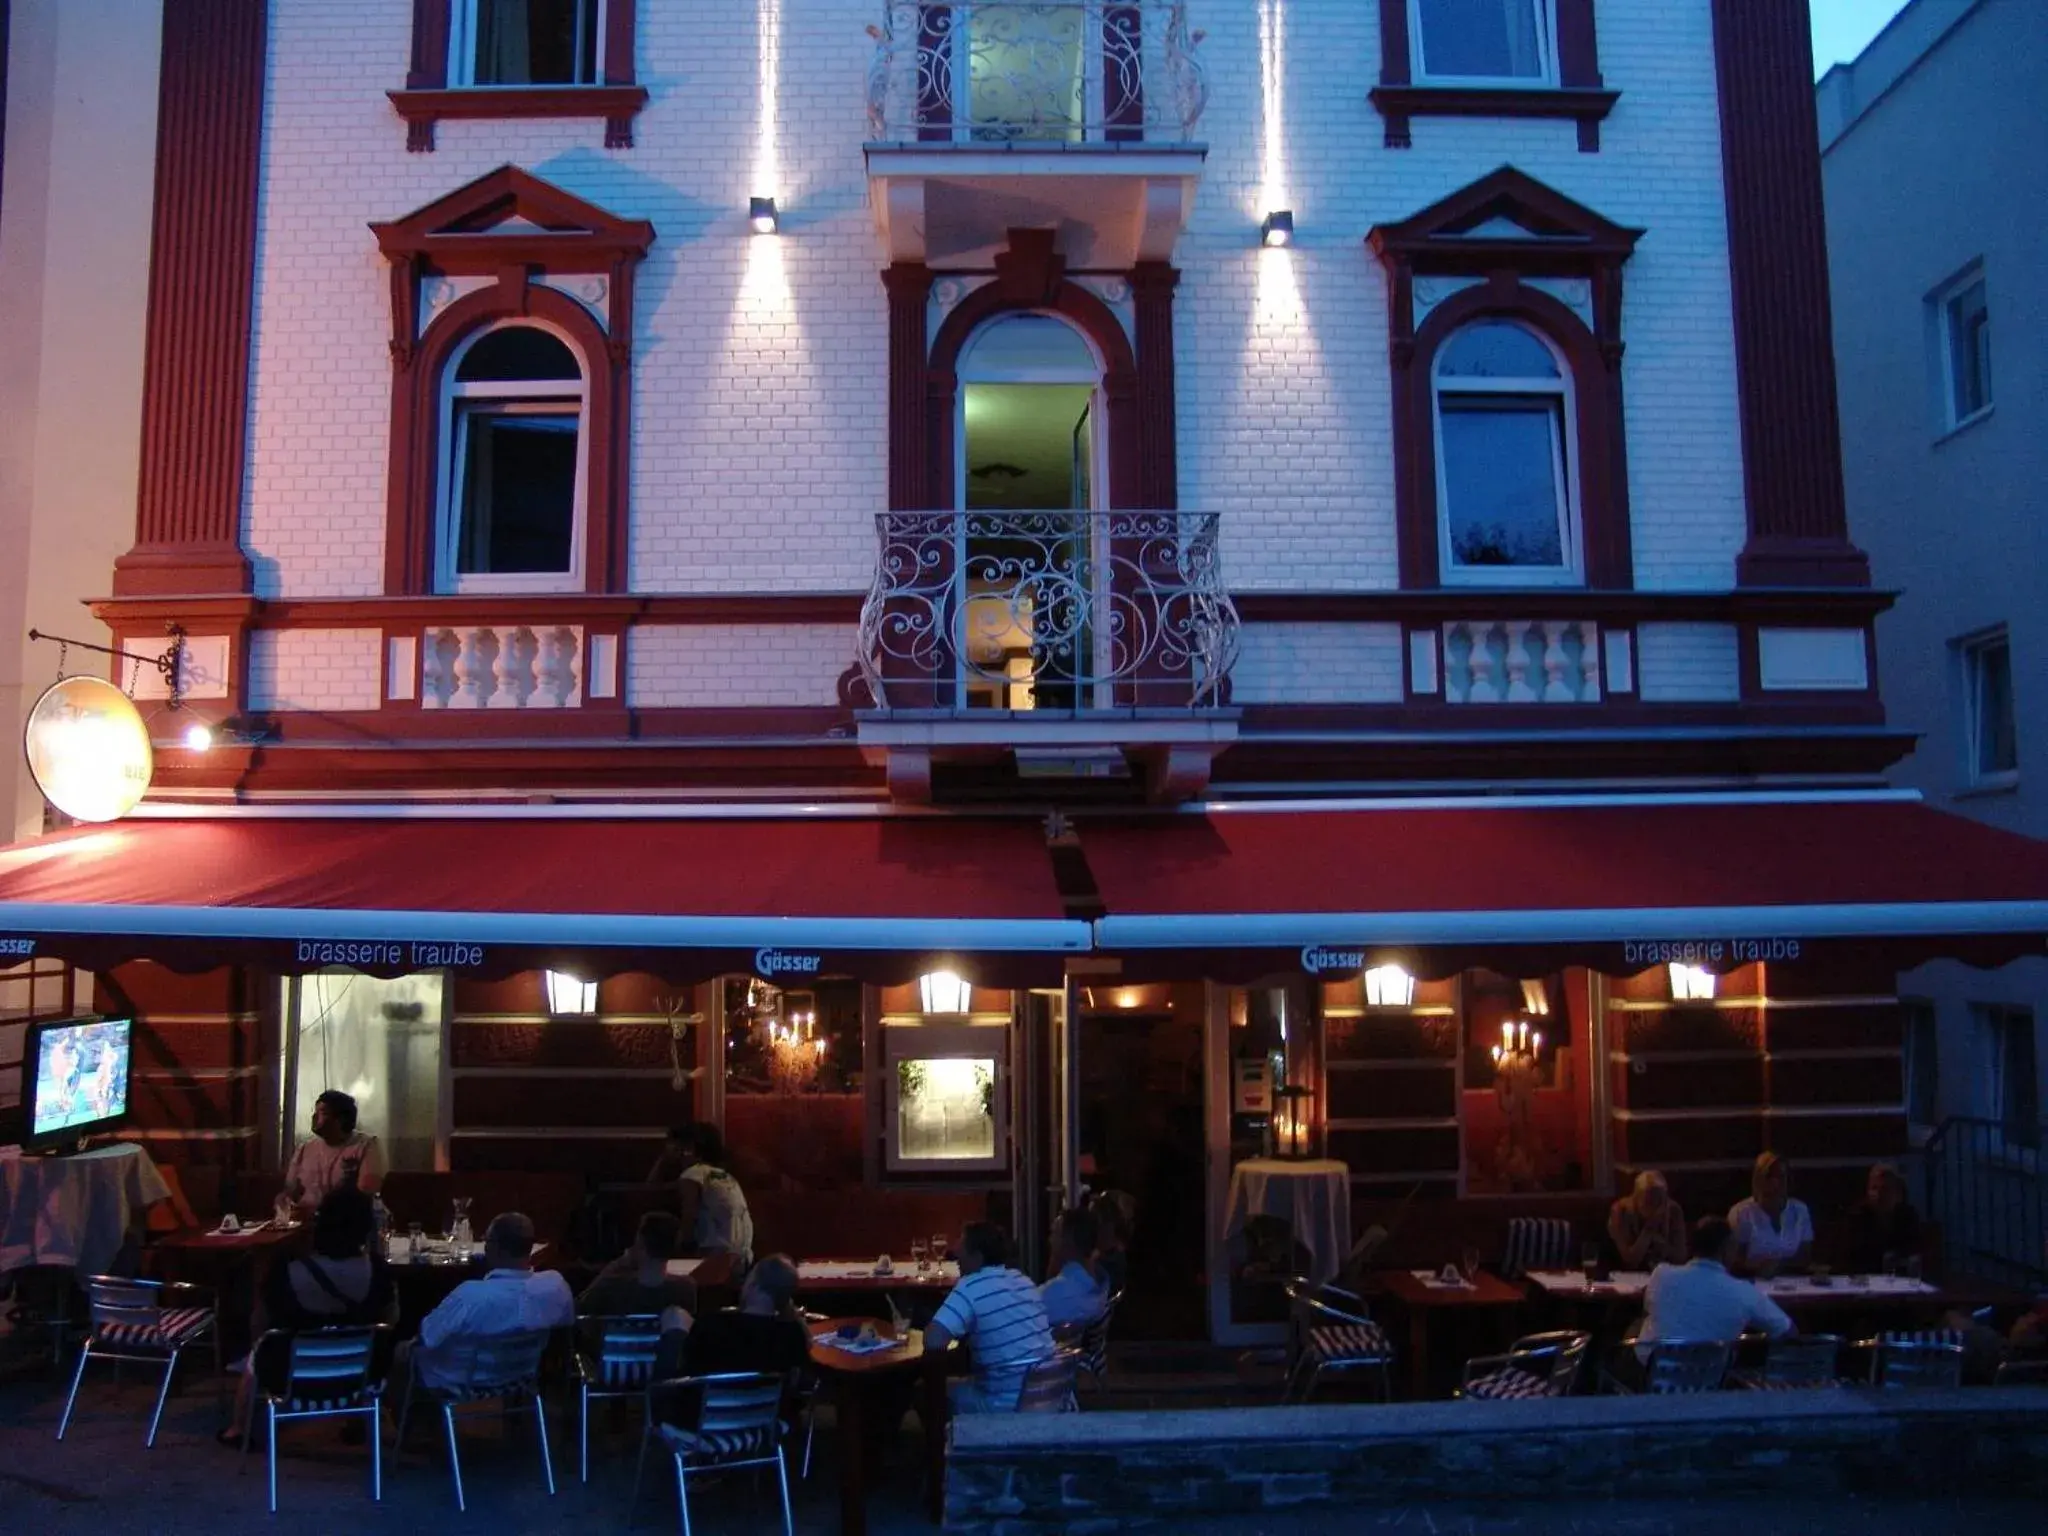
[1727, 1152, 1813, 1277]
[1607, 1170, 1688, 1270]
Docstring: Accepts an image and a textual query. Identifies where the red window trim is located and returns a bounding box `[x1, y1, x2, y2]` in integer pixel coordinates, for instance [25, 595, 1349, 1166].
[1368, 167, 1643, 591]
[370, 167, 654, 597]
[1372, 0, 1616, 152]
[396, 0, 643, 151]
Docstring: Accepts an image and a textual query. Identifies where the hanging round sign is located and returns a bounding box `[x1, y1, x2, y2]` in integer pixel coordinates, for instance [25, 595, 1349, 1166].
[23, 675, 155, 823]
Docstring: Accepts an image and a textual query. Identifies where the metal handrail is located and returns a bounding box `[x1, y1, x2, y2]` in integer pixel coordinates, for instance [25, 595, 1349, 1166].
[866, 1, 1208, 144]
[1922, 1115, 2048, 1288]
[857, 508, 1239, 712]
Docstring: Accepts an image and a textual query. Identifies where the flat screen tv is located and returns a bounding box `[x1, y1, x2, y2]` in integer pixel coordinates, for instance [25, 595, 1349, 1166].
[22, 1016, 133, 1153]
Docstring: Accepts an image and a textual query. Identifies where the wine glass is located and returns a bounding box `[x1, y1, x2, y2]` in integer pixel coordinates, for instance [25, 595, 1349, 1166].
[933, 1233, 950, 1272]
[451, 1196, 473, 1249]
[1460, 1246, 1480, 1283]
[911, 1237, 929, 1275]
[407, 1222, 425, 1263]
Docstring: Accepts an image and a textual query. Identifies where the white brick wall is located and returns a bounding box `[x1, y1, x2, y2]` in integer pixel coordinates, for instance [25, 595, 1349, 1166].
[627, 625, 855, 709]
[1635, 622, 1742, 703]
[1231, 622, 1404, 704]
[247, 628, 383, 712]
[243, 0, 1748, 617]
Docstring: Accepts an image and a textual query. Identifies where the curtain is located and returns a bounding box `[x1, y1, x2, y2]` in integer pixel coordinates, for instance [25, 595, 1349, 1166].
[477, 0, 533, 85]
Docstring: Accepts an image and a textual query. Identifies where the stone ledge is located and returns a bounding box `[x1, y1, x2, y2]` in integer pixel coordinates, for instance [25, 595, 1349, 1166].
[944, 1390, 2048, 1533]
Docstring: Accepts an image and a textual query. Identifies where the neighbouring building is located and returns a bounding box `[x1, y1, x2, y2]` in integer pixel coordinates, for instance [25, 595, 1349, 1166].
[4, 0, 2047, 1341]
[1820, 0, 2048, 1285]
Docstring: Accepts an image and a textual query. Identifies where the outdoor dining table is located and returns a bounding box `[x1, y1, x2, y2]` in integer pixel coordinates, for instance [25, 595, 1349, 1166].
[807, 1314, 943, 1536]
[1374, 1267, 1526, 1399]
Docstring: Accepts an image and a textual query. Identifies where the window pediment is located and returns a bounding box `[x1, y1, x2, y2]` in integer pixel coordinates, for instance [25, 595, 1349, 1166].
[1368, 167, 1641, 279]
[372, 166, 653, 272]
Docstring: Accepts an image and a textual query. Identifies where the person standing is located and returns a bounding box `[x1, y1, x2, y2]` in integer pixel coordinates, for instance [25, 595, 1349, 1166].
[283, 1089, 385, 1211]
[662, 1122, 754, 1268]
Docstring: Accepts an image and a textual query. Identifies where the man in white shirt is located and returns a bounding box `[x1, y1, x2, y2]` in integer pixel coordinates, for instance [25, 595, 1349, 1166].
[1635, 1215, 1794, 1363]
[1039, 1208, 1110, 1330]
[402, 1212, 574, 1393]
[926, 1222, 1055, 1412]
[283, 1090, 385, 1211]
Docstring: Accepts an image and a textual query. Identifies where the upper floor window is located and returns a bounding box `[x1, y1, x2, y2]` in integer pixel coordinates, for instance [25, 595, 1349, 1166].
[1935, 267, 1991, 432]
[439, 324, 587, 593]
[1902, 998, 1938, 1130]
[1410, 0, 1555, 86]
[1958, 627, 2017, 788]
[1433, 320, 1577, 584]
[1975, 1003, 2039, 1150]
[452, 0, 603, 86]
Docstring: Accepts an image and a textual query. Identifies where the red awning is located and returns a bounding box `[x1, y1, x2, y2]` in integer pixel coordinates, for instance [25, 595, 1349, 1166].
[0, 814, 1088, 985]
[1084, 795, 2048, 979]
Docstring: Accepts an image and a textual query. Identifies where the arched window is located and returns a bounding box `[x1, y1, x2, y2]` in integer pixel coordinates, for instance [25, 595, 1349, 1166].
[1431, 319, 1578, 585]
[438, 324, 587, 593]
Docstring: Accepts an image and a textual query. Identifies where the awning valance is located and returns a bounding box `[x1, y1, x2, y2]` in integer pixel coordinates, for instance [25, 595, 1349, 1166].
[1083, 796, 2048, 981]
[0, 815, 1088, 986]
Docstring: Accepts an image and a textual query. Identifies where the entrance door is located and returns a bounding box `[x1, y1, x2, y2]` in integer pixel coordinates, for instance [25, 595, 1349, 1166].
[1072, 981, 1209, 1340]
[957, 312, 1103, 711]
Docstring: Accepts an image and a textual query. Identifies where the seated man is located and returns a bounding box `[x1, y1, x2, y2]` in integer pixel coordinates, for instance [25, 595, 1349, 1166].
[283, 1089, 384, 1211]
[1840, 1162, 1923, 1274]
[1040, 1207, 1110, 1330]
[577, 1211, 699, 1318]
[402, 1212, 574, 1393]
[1635, 1215, 1793, 1363]
[666, 1253, 811, 1380]
[925, 1222, 1055, 1412]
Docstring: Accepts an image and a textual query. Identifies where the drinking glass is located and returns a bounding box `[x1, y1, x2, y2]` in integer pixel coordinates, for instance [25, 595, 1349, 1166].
[451, 1196, 473, 1249]
[407, 1222, 425, 1264]
[912, 1238, 929, 1274]
[273, 1192, 295, 1229]
[1580, 1243, 1602, 1283]
[1904, 1254, 1923, 1283]
[1460, 1246, 1480, 1283]
[933, 1233, 950, 1271]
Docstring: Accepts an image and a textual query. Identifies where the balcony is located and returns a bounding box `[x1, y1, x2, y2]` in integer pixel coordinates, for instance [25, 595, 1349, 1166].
[864, 2, 1208, 268]
[855, 508, 1241, 801]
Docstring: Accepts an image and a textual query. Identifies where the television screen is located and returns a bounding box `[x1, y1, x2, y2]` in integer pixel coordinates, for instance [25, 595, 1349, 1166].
[27, 1017, 133, 1143]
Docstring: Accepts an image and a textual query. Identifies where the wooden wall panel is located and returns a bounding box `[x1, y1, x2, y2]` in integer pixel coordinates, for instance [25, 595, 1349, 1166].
[1327, 1066, 1457, 1121]
[453, 1075, 692, 1128]
[1615, 1056, 1764, 1112]
[452, 1020, 673, 1069]
[1765, 1005, 1903, 1053]
[1617, 1114, 1764, 1166]
[1326, 1125, 1460, 1174]
[450, 1134, 661, 1180]
[1767, 1112, 1904, 1161]
[1768, 1055, 1902, 1107]
[1326, 1013, 1458, 1061]
[1611, 1005, 1761, 1054]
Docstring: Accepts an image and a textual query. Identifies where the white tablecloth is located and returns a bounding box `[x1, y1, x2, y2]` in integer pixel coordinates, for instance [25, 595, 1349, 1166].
[0, 1143, 172, 1278]
[798, 1259, 960, 1283]
[1224, 1158, 1352, 1285]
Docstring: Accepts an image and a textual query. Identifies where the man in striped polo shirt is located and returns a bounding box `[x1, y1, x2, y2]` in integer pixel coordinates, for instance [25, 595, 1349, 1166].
[924, 1221, 1055, 1411]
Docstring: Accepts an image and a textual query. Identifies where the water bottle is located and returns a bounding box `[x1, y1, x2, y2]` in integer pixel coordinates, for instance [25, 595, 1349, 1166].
[371, 1192, 391, 1256]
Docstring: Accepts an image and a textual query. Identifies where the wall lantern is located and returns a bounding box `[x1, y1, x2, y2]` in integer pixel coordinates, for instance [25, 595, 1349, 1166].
[546, 971, 599, 1017]
[1363, 964, 1415, 1007]
[1259, 209, 1293, 248]
[1668, 963, 1717, 1002]
[918, 970, 971, 1014]
[1273, 1083, 1314, 1160]
[749, 196, 779, 235]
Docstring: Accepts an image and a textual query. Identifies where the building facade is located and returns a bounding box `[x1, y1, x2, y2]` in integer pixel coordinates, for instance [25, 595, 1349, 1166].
[6, 0, 2044, 1334]
[1820, 0, 2048, 1282]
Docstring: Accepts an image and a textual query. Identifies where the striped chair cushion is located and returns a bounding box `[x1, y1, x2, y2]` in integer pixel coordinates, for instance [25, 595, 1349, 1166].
[577, 1352, 656, 1390]
[1307, 1323, 1390, 1363]
[1501, 1218, 1573, 1279]
[427, 1378, 539, 1405]
[659, 1422, 779, 1460]
[1879, 1330, 1965, 1349]
[1462, 1367, 1552, 1401]
[1743, 1377, 1840, 1392]
[273, 1388, 381, 1412]
[98, 1308, 212, 1350]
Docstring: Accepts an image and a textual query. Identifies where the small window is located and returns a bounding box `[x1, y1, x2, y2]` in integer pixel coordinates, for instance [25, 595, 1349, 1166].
[1935, 270, 1992, 430]
[883, 1016, 1010, 1175]
[439, 324, 586, 593]
[453, 0, 603, 87]
[1958, 629, 2017, 787]
[1902, 998, 1939, 1129]
[1433, 320, 1577, 584]
[1975, 1004, 2039, 1150]
[1411, 0, 1556, 86]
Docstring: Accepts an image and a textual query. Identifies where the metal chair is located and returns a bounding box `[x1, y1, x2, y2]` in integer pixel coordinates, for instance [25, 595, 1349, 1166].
[637, 1372, 793, 1536]
[1604, 1338, 1732, 1395]
[1457, 1330, 1589, 1400]
[572, 1313, 665, 1484]
[1730, 1333, 1844, 1391]
[243, 1325, 392, 1512]
[1017, 1348, 1082, 1413]
[57, 1275, 220, 1447]
[1994, 1358, 2048, 1386]
[1281, 1277, 1393, 1403]
[1065, 1286, 1123, 1380]
[1500, 1217, 1573, 1280]
[394, 1328, 556, 1512]
[1866, 1333, 1965, 1390]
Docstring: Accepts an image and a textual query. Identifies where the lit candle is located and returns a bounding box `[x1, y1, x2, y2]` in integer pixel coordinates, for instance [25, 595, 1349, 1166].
[1491, 1044, 1502, 1064]
[1501, 1022, 1514, 1049]
[1532, 1031, 1542, 1054]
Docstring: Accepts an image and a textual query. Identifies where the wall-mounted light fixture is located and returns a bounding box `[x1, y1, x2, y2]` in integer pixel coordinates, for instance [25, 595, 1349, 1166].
[1519, 978, 1552, 1016]
[1260, 209, 1293, 248]
[1363, 963, 1415, 1008]
[918, 970, 971, 1014]
[546, 971, 599, 1017]
[178, 715, 270, 753]
[1669, 963, 1717, 1002]
[749, 196, 779, 235]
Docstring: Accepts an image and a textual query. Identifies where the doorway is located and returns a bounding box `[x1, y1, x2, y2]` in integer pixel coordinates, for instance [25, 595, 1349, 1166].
[957, 313, 1102, 711]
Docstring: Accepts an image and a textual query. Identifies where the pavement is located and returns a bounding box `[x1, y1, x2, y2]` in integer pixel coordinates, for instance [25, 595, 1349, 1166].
[0, 1355, 2035, 1534]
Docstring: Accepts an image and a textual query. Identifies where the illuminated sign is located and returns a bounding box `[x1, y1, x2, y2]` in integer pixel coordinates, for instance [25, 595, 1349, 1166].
[755, 947, 823, 977]
[23, 676, 153, 823]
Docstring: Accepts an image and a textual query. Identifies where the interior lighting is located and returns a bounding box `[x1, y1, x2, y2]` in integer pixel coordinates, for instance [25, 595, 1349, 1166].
[1669, 963, 1717, 1002]
[1363, 964, 1415, 1008]
[183, 723, 215, 753]
[750, 196, 779, 235]
[1260, 209, 1293, 248]
[918, 971, 971, 1014]
[546, 971, 599, 1016]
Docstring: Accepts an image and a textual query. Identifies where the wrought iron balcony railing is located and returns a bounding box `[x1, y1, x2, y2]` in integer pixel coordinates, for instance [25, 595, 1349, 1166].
[857, 509, 1238, 712]
[866, 2, 1208, 145]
